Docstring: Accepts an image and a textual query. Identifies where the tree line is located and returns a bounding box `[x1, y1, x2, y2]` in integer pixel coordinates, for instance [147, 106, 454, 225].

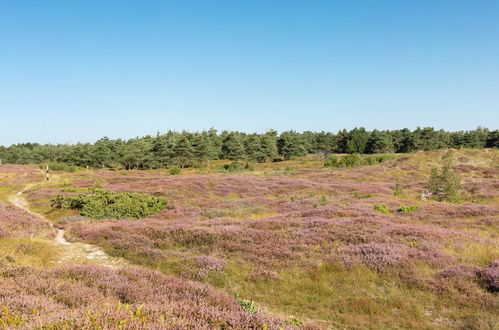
[0, 127, 497, 169]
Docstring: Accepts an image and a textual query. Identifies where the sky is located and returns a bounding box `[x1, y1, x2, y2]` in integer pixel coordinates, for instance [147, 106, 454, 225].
[1, 0, 498, 145]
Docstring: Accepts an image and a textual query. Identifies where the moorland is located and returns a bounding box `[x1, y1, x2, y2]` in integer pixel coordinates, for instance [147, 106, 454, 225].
[0, 148, 498, 329]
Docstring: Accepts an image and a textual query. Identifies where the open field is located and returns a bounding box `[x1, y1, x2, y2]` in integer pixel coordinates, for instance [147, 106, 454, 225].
[1, 149, 498, 328]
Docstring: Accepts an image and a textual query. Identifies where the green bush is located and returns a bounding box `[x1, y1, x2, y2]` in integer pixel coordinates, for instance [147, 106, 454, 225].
[51, 189, 167, 219]
[342, 154, 363, 167]
[324, 154, 398, 168]
[220, 161, 245, 172]
[397, 205, 420, 212]
[324, 154, 362, 168]
[39, 163, 78, 172]
[169, 166, 182, 175]
[373, 204, 390, 214]
[353, 192, 377, 199]
[425, 156, 461, 203]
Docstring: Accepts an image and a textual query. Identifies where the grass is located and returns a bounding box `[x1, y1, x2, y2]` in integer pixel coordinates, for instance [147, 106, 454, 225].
[1, 149, 498, 328]
[213, 261, 496, 329]
[0, 238, 61, 267]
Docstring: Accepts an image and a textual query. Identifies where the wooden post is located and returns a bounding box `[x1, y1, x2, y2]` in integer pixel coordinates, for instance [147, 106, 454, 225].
[46, 165, 50, 181]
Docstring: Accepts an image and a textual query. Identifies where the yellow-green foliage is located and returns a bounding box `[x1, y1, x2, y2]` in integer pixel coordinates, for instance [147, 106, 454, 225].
[0, 238, 60, 267]
[374, 204, 390, 214]
[397, 205, 420, 212]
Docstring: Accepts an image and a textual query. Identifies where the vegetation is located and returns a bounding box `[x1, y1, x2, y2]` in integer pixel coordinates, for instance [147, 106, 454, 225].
[425, 155, 462, 203]
[51, 189, 167, 219]
[0, 127, 497, 170]
[373, 204, 390, 214]
[1, 148, 498, 328]
[39, 162, 79, 172]
[397, 205, 420, 212]
[324, 153, 397, 168]
[392, 180, 404, 197]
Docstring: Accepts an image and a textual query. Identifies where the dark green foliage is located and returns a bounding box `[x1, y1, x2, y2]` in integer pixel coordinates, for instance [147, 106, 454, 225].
[365, 130, 395, 154]
[485, 130, 499, 148]
[221, 132, 246, 161]
[220, 161, 246, 172]
[0, 127, 495, 169]
[173, 135, 194, 168]
[260, 131, 279, 162]
[345, 127, 370, 154]
[277, 130, 306, 160]
[52, 189, 167, 219]
[425, 155, 462, 203]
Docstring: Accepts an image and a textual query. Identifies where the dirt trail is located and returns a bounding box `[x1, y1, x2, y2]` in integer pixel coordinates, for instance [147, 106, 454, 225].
[8, 184, 125, 268]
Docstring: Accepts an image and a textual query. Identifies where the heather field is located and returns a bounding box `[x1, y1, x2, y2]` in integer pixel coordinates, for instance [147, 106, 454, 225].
[1, 149, 498, 329]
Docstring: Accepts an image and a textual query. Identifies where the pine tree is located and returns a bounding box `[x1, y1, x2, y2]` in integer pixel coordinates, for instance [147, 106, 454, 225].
[277, 131, 306, 160]
[245, 134, 263, 162]
[345, 127, 369, 154]
[260, 131, 278, 162]
[221, 132, 246, 161]
[192, 134, 211, 166]
[365, 130, 394, 154]
[173, 135, 194, 168]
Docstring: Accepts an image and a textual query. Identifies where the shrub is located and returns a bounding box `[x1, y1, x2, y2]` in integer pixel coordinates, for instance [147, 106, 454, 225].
[169, 166, 181, 175]
[342, 154, 363, 167]
[51, 189, 167, 219]
[235, 293, 258, 313]
[477, 261, 499, 293]
[324, 154, 397, 168]
[39, 163, 78, 172]
[324, 154, 362, 168]
[425, 157, 461, 202]
[353, 192, 377, 199]
[374, 204, 390, 214]
[221, 161, 245, 172]
[397, 205, 420, 213]
[324, 155, 340, 168]
[393, 180, 404, 197]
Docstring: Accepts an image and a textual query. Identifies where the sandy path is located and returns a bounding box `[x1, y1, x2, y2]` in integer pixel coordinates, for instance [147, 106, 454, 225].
[8, 185, 125, 268]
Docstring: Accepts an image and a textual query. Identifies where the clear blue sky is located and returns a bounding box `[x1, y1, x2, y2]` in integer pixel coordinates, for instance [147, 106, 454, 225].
[1, 0, 498, 145]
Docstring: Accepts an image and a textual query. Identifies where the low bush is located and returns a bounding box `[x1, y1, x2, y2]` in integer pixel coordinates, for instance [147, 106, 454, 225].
[353, 192, 377, 199]
[220, 161, 254, 172]
[425, 156, 461, 203]
[393, 180, 404, 197]
[397, 205, 420, 213]
[373, 204, 390, 214]
[324, 154, 397, 168]
[39, 163, 78, 172]
[51, 189, 167, 219]
[168, 166, 182, 175]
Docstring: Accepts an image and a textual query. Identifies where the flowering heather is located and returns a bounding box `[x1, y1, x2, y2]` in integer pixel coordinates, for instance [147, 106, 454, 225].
[0, 202, 51, 237]
[11, 149, 499, 327]
[0, 164, 43, 187]
[0, 263, 287, 329]
[477, 261, 499, 293]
